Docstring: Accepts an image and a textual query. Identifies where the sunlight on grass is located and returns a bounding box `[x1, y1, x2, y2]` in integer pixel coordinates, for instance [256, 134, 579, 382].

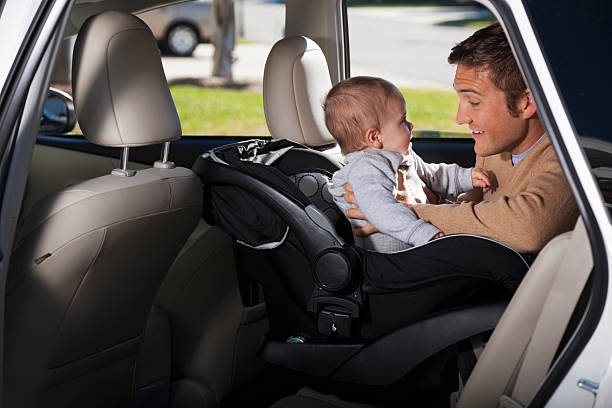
[400, 87, 467, 134]
[170, 85, 270, 136]
[436, 18, 495, 29]
[168, 85, 468, 137]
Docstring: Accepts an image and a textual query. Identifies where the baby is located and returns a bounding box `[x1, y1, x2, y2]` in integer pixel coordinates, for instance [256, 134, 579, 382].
[324, 76, 490, 252]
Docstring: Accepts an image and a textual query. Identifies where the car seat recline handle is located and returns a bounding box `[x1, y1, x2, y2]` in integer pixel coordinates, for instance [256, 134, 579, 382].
[304, 205, 345, 245]
[307, 296, 360, 317]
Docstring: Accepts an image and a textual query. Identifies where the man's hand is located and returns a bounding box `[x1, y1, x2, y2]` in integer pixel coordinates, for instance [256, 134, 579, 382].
[343, 184, 379, 236]
[472, 167, 491, 193]
[431, 231, 444, 240]
[351, 219, 379, 236]
[343, 183, 357, 206]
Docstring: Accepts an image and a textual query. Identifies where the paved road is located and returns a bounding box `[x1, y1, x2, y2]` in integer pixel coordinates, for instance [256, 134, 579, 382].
[162, 2, 491, 91]
[347, 7, 486, 90]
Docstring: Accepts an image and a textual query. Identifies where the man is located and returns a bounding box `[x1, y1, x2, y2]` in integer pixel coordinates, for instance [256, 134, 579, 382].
[346, 23, 578, 254]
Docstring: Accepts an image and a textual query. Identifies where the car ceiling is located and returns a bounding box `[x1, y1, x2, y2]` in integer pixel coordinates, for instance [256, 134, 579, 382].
[65, 0, 191, 37]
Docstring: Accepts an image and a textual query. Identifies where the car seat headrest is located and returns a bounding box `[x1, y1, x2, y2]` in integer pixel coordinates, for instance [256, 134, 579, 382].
[72, 11, 181, 147]
[263, 36, 335, 148]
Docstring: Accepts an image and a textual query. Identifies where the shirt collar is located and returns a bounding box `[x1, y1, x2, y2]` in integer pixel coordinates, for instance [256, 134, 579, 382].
[511, 133, 547, 166]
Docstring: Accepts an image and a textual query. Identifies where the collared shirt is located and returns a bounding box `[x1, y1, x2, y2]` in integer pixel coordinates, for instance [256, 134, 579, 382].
[512, 133, 547, 166]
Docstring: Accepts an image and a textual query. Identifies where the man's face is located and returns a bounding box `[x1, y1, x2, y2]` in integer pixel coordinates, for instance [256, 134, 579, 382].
[453, 64, 528, 157]
[379, 97, 414, 155]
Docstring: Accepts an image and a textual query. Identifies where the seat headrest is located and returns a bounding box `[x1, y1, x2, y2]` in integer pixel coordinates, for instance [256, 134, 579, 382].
[263, 36, 335, 148]
[72, 11, 181, 147]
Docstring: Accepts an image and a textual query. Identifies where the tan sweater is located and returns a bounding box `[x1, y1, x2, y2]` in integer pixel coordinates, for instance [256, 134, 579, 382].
[412, 136, 578, 253]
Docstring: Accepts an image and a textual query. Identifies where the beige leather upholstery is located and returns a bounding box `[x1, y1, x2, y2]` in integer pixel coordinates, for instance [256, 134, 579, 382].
[72, 10, 181, 147]
[4, 11, 202, 408]
[263, 36, 336, 148]
[456, 228, 577, 408]
[155, 222, 263, 405]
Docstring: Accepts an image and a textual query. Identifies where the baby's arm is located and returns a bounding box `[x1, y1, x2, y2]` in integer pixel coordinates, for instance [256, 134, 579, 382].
[347, 154, 440, 246]
[411, 150, 477, 198]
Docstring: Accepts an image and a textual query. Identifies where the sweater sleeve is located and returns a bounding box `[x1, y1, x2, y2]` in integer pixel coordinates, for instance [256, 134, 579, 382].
[411, 151, 474, 198]
[348, 153, 440, 246]
[411, 151, 578, 253]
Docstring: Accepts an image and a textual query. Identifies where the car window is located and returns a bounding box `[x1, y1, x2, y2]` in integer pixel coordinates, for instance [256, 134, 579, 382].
[524, 0, 612, 220]
[50, 0, 286, 137]
[0, 1, 42, 96]
[347, 0, 496, 138]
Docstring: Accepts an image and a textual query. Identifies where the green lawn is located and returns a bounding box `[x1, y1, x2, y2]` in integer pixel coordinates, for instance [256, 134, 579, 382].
[170, 85, 269, 135]
[436, 18, 495, 29]
[400, 88, 466, 133]
[169, 84, 469, 137]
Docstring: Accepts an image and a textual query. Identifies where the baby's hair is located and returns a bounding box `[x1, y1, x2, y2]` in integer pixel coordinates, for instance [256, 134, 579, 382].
[323, 76, 404, 155]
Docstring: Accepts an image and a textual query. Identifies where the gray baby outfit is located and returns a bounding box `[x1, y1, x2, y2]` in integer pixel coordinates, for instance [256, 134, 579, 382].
[328, 149, 473, 253]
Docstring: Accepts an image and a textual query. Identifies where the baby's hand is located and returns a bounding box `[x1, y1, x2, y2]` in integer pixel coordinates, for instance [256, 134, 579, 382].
[471, 168, 491, 193]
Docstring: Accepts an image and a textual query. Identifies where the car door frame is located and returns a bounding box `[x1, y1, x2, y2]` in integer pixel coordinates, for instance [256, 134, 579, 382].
[476, 1, 611, 406]
[0, 0, 75, 401]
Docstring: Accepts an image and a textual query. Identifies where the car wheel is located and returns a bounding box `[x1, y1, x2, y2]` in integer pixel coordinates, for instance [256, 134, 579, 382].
[165, 24, 198, 57]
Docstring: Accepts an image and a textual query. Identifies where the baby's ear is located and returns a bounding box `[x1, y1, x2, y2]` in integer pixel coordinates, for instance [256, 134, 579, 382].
[365, 128, 382, 148]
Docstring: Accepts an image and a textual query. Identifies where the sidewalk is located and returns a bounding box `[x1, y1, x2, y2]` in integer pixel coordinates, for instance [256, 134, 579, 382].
[161, 42, 272, 90]
[161, 41, 450, 91]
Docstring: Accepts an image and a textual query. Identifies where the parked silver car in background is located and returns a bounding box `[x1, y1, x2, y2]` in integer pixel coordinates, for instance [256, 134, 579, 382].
[138, 0, 213, 57]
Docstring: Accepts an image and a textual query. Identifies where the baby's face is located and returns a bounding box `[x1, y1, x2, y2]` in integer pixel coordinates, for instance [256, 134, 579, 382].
[378, 97, 413, 155]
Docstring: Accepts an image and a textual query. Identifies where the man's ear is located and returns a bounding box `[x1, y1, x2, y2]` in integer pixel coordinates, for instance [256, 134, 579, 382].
[365, 127, 383, 148]
[519, 89, 538, 119]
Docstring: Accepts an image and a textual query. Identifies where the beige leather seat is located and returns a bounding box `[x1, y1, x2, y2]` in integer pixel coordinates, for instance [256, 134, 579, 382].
[4, 11, 202, 408]
[456, 218, 591, 407]
[263, 36, 341, 159]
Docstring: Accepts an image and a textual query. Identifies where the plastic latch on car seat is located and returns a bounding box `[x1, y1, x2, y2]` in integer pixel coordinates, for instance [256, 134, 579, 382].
[308, 295, 360, 338]
[318, 310, 352, 337]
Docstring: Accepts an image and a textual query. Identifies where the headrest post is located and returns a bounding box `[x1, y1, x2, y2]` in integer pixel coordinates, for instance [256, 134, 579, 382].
[162, 142, 170, 163]
[154, 141, 176, 169]
[121, 147, 130, 170]
[112, 147, 136, 177]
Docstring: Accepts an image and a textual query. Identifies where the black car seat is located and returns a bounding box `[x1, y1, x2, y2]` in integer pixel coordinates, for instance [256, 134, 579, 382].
[193, 138, 528, 387]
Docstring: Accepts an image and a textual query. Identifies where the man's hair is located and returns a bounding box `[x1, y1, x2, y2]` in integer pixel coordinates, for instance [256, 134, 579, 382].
[448, 22, 526, 116]
[323, 76, 404, 155]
